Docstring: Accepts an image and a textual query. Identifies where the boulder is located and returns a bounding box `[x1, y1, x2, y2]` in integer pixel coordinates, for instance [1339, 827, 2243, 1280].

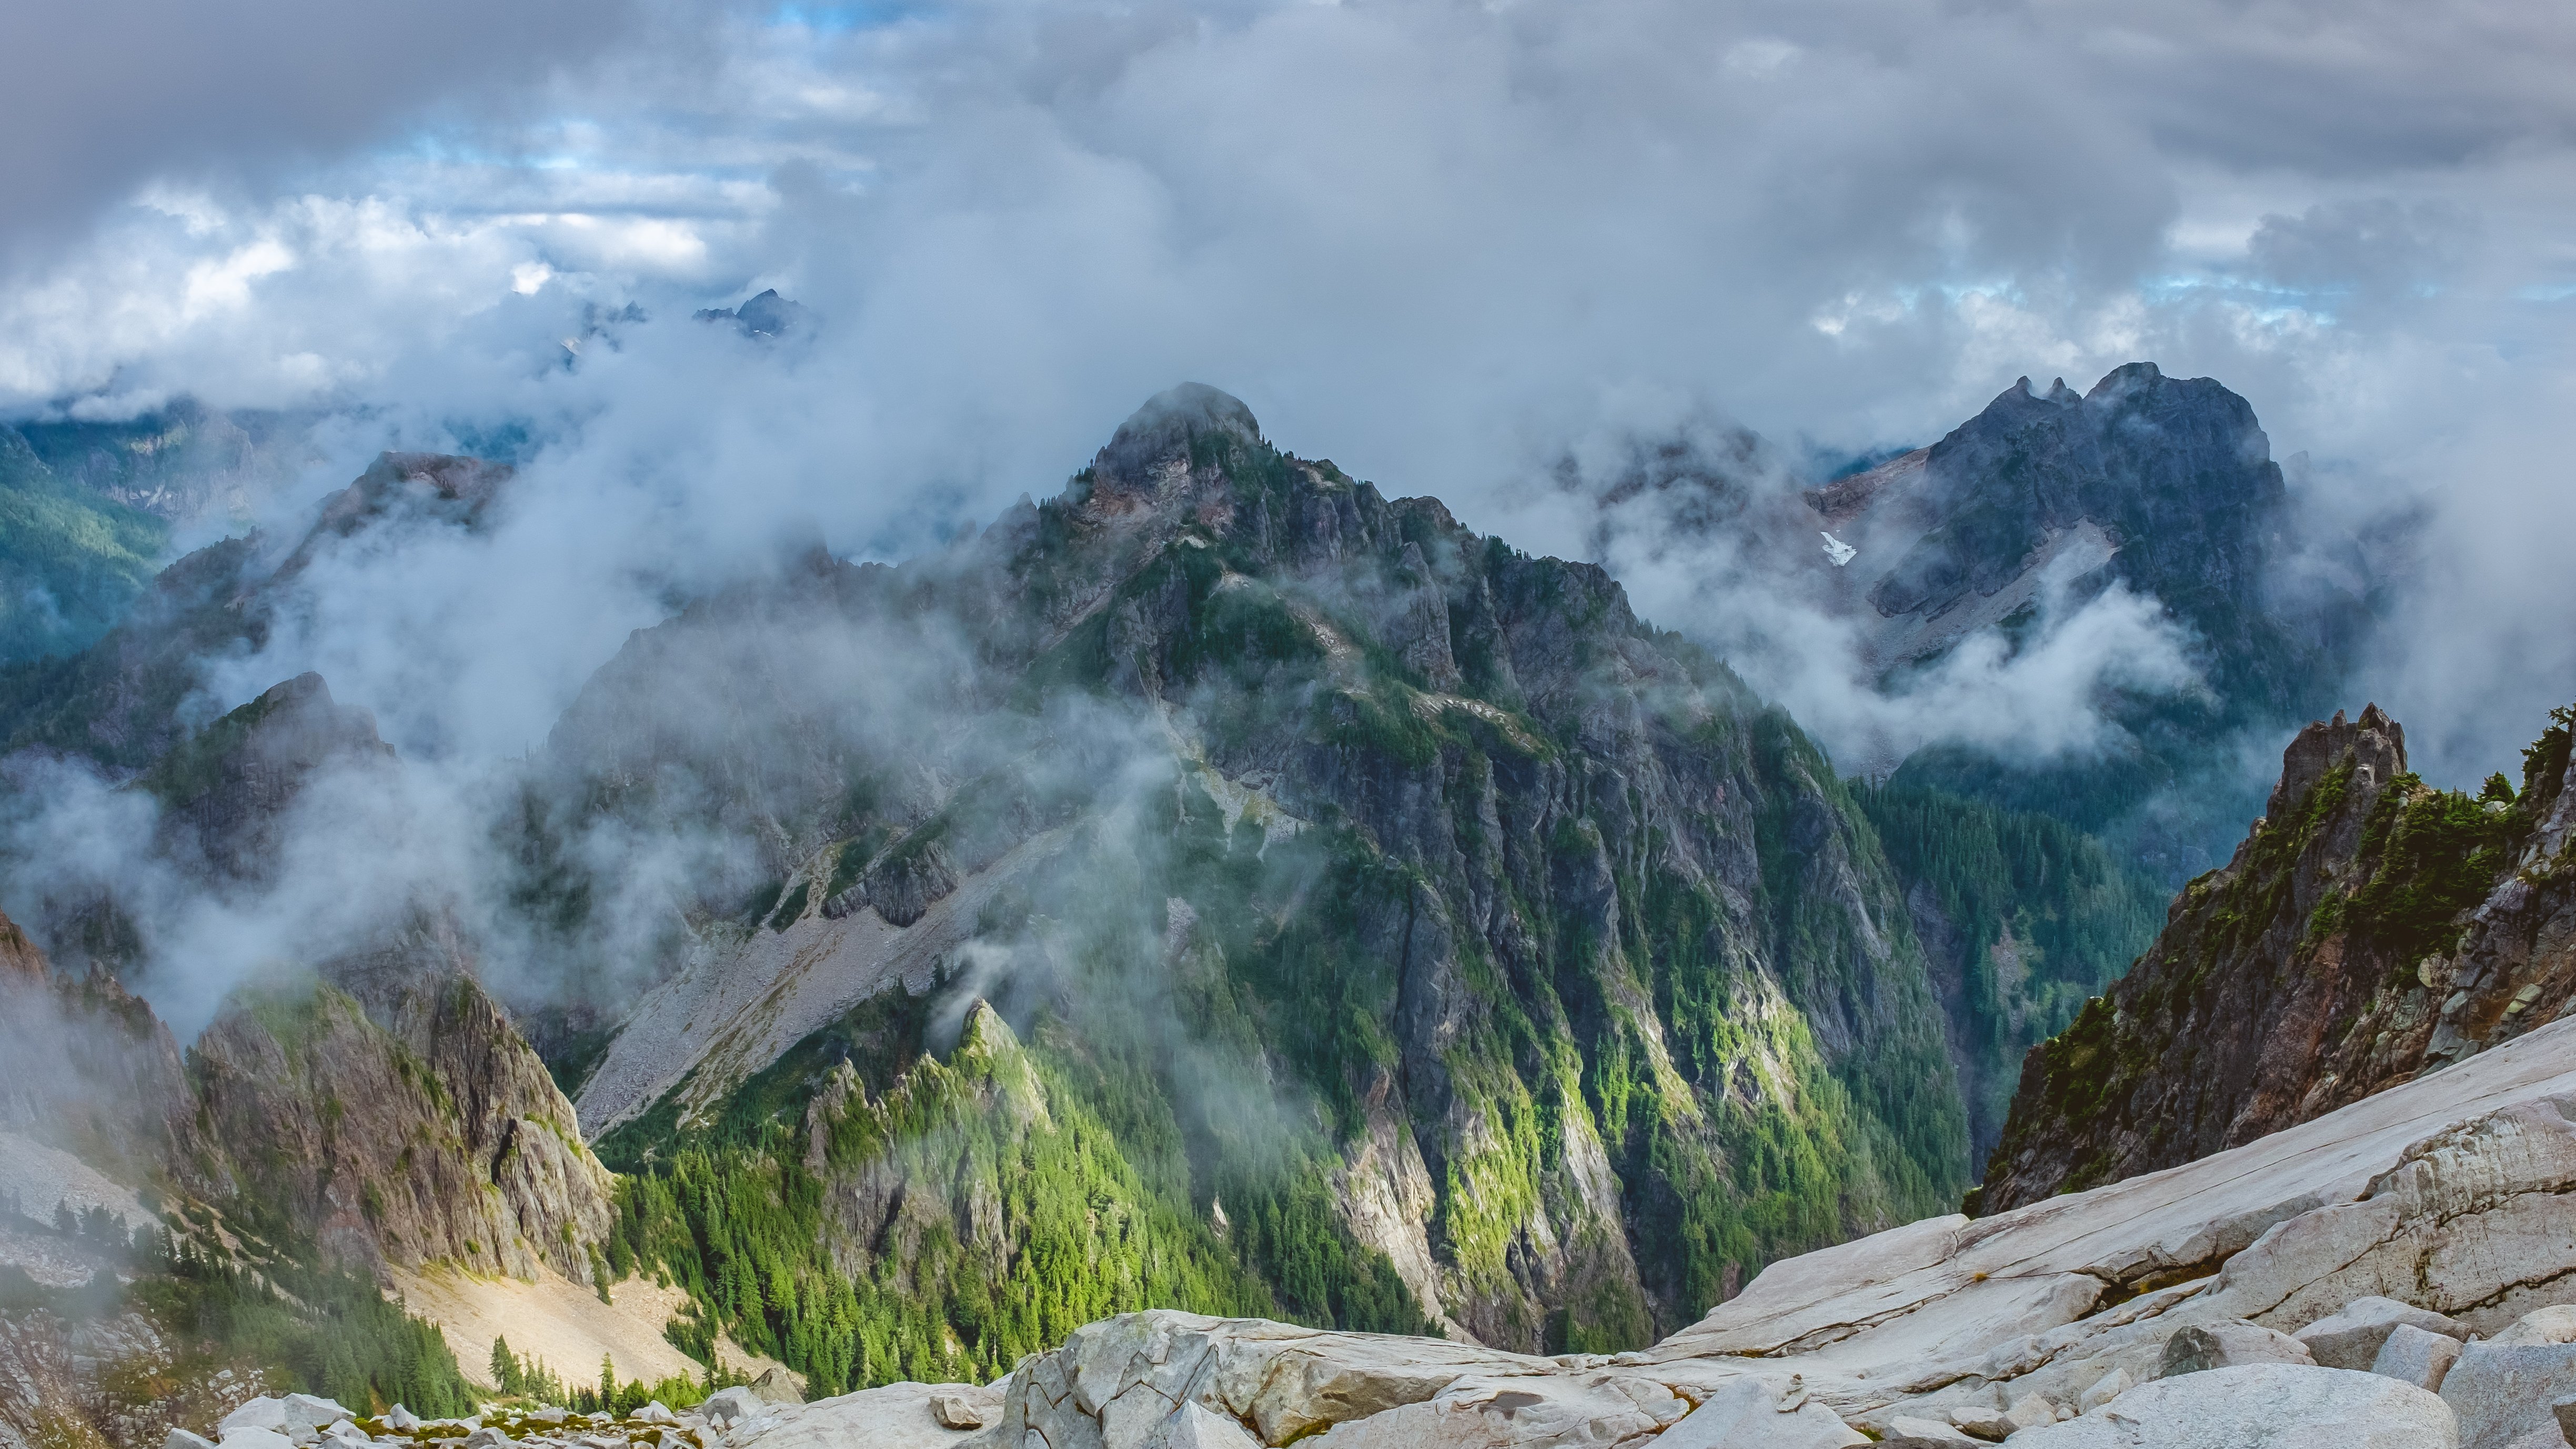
[2159, 1320, 2316, 1378]
[2075, 1368, 2130, 1413]
[927, 1391, 987, 1430]
[384, 1407, 421, 1433]
[749, 1367, 806, 1405]
[701, 1388, 766, 1428]
[280, 1397, 351, 1433]
[1652, 1376, 1864, 1449]
[631, 1404, 678, 1427]
[167, 1431, 219, 1449]
[2488, 1304, 2576, 1346]
[217, 1433, 291, 1449]
[2007, 1364, 2456, 1448]
[2439, 1343, 2576, 1449]
[2295, 1296, 2465, 1370]
[1944, 1403, 2017, 1441]
[461, 1429, 512, 1449]
[2372, 1323, 2465, 1393]
[2002, 1395, 2064, 1432]
[221, 1403, 290, 1435]
[1884, 1415, 1977, 1444]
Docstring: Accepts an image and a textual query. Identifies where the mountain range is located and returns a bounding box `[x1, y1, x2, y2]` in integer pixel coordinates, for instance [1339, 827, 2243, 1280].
[9, 365, 2538, 1447]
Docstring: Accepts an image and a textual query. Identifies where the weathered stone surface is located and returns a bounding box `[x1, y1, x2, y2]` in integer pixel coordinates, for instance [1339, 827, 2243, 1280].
[2074, 1367, 2131, 1412]
[2372, 1324, 2463, 1393]
[1303, 1373, 1686, 1447]
[2490, 1304, 2576, 1346]
[222, 1403, 291, 1434]
[167, 1431, 219, 1449]
[1885, 1414, 1977, 1444]
[1653, 1376, 1865, 1448]
[2008, 1365, 2456, 1449]
[2439, 1343, 2576, 1449]
[1141, 1404, 1261, 1449]
[2158, 1321, 2313, 1378]
[725, 1384, 992, 1449]
[218, 1431, 293, 1449]
[2295, 1295, 2464, 1370]
[1944, 1403, 2017, 1441]
[928, 1391, 987, 1429]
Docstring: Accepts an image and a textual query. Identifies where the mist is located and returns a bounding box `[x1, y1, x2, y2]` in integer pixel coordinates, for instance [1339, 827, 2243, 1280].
[0, 0, 2570, 1034]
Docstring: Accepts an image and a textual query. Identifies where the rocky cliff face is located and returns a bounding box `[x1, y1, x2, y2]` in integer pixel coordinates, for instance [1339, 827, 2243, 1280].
[564, 384, 1971, 1359]
[189, 967, 615, 1282]
[1977, 699, 2575, 1214]
[0, 908, 200, 1192]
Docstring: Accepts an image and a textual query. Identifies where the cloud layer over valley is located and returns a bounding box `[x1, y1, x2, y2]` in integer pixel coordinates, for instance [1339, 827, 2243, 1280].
[3, 0, 2573, 1030]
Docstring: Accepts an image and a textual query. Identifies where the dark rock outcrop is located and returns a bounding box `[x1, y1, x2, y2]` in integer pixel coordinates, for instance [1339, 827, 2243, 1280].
[1977, 700, 2576, 1213]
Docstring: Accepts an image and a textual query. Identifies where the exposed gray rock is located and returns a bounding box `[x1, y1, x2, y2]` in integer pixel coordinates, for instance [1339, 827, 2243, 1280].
[2008, 1364, 2456, 1448]
[167, 1431, 219, 1449]
[2296, 1295, 2464, 1370]
[1142, 1404, 1260, 1449]
[2159, 1321, 2315, 1378]
[2075, 1367, 2131, 1412]
[1652, 1376, 1865, 1448]
[2371, 1323, 2464, 1393]
[1884, 1414, 1977, 1444]
[700, 1389, 764, 1428]
[1943, 1402, 2017, 1441]
[2439, 1343, 2576, 1449]
[2489, 1304, 2576, 1346]
[222, 1402, 291, 1434]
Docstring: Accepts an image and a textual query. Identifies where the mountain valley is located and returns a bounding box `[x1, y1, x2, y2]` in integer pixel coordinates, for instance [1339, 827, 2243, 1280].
[3, 372, 2563, 1449]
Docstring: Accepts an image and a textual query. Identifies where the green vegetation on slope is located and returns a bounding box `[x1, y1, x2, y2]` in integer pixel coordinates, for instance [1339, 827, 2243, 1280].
[0, 426, 169, 666]
[3, 1192, 476, 1417]
[597, 1003, 1413, 1396]
[1856, 782, 2165, 1161]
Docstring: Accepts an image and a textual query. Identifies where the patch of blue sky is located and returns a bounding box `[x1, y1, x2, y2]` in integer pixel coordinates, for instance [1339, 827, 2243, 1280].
[769, 1, 931, 33]
[2515, 282, 2576, 303]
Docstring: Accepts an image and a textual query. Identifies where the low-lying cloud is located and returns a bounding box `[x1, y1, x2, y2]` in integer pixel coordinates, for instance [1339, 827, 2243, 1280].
[1, 0, 2573, 1027]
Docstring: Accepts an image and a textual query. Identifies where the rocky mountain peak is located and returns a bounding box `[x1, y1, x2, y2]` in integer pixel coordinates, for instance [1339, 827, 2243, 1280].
[1976, 697, 2574, 1214]
[2267, 702, 2406, 822]
[1091, 382, 1263, 491]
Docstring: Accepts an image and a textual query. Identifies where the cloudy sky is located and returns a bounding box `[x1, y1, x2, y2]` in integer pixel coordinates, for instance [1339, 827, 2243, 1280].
[4, 0, 2573, 783]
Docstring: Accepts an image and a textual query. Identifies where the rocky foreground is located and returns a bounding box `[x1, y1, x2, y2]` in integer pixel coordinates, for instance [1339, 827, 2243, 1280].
[376, 1009, 2576, 1449]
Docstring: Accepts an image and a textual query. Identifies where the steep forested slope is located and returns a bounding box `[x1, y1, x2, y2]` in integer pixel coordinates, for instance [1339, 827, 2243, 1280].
[0, 426, 168, 667]
[548, 384, 1974, 1370]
